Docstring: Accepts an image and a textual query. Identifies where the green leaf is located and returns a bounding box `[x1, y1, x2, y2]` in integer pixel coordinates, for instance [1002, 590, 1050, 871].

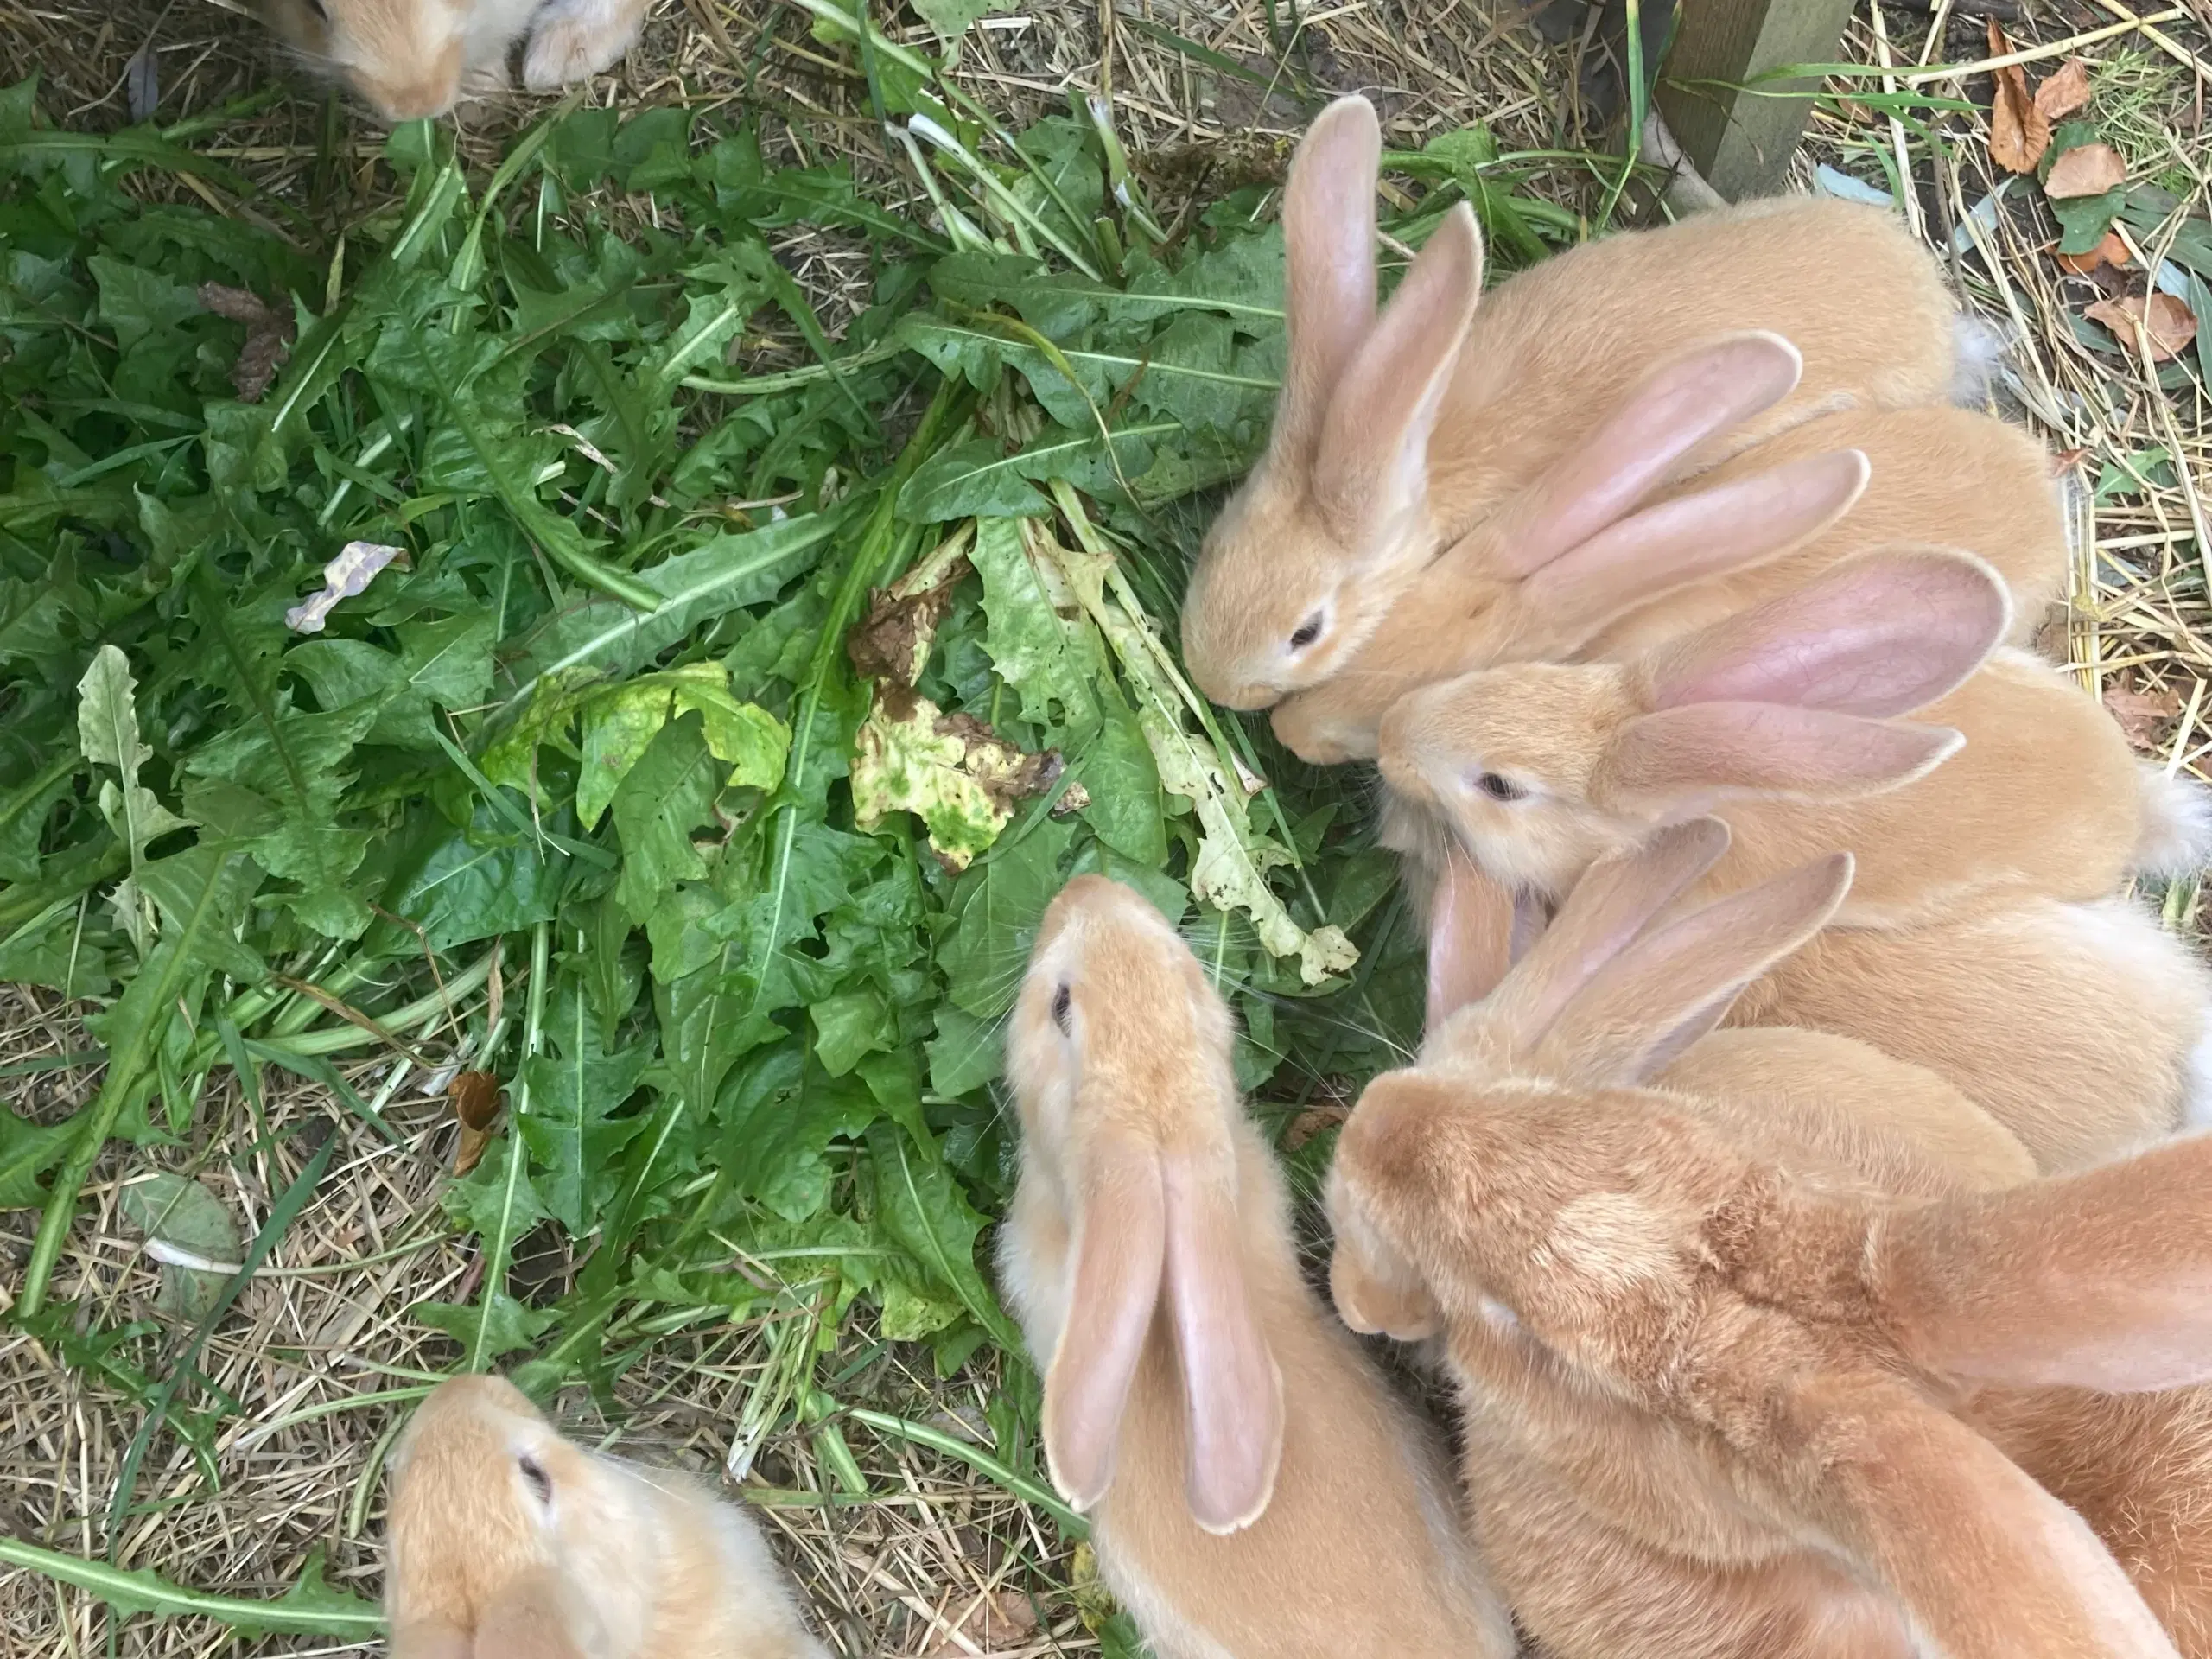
[609, 716, 717, 925]
[968, 514, 1106, 741]
[0, 1541, 382, 1638]
[938, 814, 1077, 1017]
[864, 1118, 1022, 1352]
[926, 1002, 1002, 1097]
[0, 1104, 73, 1210]
[119, 1171, 242, 1319]
[910, 0, 1014, 41]
[719, 1047, 881, 1221]
[812, 986, 893, 1077]
[516, 986, 651, 1235]
[1074, 690, 1164, 863]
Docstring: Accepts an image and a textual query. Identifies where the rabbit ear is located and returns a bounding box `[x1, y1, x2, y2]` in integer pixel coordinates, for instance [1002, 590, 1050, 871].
[1643, 549, 2011, 717]
[1041, 1125, 1168, 1515]
[1313, 203, 1484, 545]
[473, 1572, 592, 1659]
[1518, 449, 1872, 654]
[1160, 1147, 1285, 1534]
[1491, 332, 1806, 580]
[1817, 1390, 2178, 1659]
[1425, 847, 1518, 1036]
[1484, 817, 1732, 1051]
[1326, 1165, 1443, 1342]
[1533, 853, 1853, 1087]
[1599, 707, 1965, 806]
[1880, 1134, 2212, 1395]
[1277, 97, 1382, 458]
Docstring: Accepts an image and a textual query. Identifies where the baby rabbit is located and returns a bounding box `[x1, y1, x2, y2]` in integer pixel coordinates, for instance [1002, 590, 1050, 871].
[1330, 823, 2212, 1659]
[385, 1374, 829, 1659]
[1000, 874, 1514, 1659]
[1377, 547, 2212, 1167]
[256, 0, 645, 122]
[1182, 93, 1964, 713]
[1378, 546, 2192, 925]
[1268, 372, 2066, 766]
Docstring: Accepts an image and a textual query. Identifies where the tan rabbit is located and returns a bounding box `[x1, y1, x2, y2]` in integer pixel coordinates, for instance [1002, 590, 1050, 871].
[1181, 92, 1964, 713]
[1329, 824, 2212, 1659]
[1377, 546, 2200, 925]
[385, 1374, 829, 1659]
[255, 0, 645, 121]
[1270, 390, 2067, 766]
[999, 874, 1514, 1659]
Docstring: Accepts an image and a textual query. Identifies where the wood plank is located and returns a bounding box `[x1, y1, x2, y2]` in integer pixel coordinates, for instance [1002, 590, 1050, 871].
[1655, 0, 1859, 199]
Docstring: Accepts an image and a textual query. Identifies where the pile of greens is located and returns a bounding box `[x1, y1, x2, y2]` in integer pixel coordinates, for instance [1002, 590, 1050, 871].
[0, 14, 1588, 1630]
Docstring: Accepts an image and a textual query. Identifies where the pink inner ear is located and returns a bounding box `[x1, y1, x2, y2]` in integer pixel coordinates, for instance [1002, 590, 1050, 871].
[1278, 97, 1382, 449]
[1496, 331, 1805, 580]
[1602, 706, 1962, 804]
[1161, 1150, 1285, 1535]
[1426, 849, 1516, 1036]
[1522, 448, 1871, 651]
[1648, 550, 2010, 717]
[1041, 1136, 1168, 1514]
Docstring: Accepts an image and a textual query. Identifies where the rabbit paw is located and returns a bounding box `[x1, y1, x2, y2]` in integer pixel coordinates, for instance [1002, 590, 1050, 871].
[523, 0, 645, 90]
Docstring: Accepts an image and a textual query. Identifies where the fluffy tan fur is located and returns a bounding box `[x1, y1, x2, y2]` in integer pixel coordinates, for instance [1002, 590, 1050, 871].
[1181, 94, 1959, 715]
[999, 876, 1514, 1659]
[384, 1375, 828, 1659]
[1332, 830, 2212, 1656]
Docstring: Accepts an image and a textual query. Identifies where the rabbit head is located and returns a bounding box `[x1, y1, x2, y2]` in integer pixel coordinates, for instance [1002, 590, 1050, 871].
[1183, 96, 1486, 709]
[1007, 875, 1285, 1535]
[1268, 340, 1869, 764]
[385, 1375, 658, 1659]
[1376, 548, 2010, 898]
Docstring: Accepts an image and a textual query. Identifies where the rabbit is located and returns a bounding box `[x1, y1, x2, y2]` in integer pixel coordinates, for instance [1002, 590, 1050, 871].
[1180, 92, 1966, 714]
[384, 1374, 830, 1659]
[1376, 546, 2212, 1167]
[1376, 545, 2201, 925]
[998, 874, 1515, 1659]
[1328, 822, 2212, 1658]
[254, 0, 645, 122]
[1268, 385, 2068, 767]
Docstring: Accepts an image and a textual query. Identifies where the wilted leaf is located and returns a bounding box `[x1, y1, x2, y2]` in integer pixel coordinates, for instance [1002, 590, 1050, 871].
[286, 543, 408, 633]
[2103, 682, 2182, 752]
[199, 283, 297, 401]
[849, 691, 1065, 870]
[2056, 230, 2132, 274]
[124, 40, 160, 123]
[847, 532, 976, 690]
[2085, 292, 2200, 362]
[449, 1070, 504, 1176]
[121, 1172, 243, 1320]
[2044, 143, 2126, 200]
[2033, 57, 2092, 120]
[923, 1591, 1040, 1655]
[1986, 22, 2050, 174]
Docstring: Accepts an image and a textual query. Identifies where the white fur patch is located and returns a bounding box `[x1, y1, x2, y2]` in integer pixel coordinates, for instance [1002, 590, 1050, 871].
[1948, 314, 2010, 407]
[2134, 762, 2212, 879]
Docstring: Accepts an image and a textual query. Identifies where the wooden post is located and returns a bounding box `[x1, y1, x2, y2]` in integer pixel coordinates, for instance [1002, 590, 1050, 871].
[1655, 0, 1858, 200]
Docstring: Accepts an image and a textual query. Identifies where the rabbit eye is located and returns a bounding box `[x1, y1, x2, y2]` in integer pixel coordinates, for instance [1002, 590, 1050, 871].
[1287, 612, 1324, 651]
[1475, 772, 1526, 803]
[1050, 983, 1071, 1033]
[518, 1454, 552, 1505]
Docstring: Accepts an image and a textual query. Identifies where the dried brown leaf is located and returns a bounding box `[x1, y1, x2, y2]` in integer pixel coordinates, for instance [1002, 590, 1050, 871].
[2044, 142, 2126, 200]
[197, 283, 296, 402]
[2085, 292, 2200, 363]
[2033, 57, 2093, 120]
[921, 1590, 1039, 1655]
[1987, 22, 2051, 173]
[449, 1070, 504, 1176]
[2055, 229, 2133, 274]
[2104, 683, 2183, 752]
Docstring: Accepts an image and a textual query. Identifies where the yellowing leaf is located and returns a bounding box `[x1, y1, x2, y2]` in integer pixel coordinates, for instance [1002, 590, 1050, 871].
[2044, 143, 2126, 200]
[575, 664, 790, 829]
[849, 692, 1064, 870]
